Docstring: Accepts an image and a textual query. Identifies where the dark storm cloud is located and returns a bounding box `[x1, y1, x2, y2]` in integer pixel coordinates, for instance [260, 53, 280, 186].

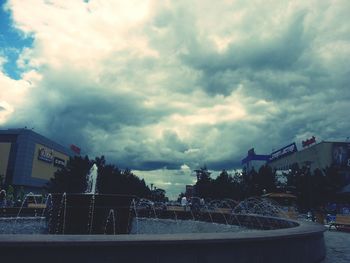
[206, 159, 242, 171]
[2, 0, 350, 196]
[162, 130, 188, 153]
[181, 11, 309, 96]
[138, 161, 180, 171]
[7, 65, 176, 157]
[112, 130, 190, 170]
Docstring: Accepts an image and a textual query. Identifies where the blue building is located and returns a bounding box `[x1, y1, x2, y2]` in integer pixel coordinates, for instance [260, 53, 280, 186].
[0, 128, 76, 193]
[241, 148, 270, 173]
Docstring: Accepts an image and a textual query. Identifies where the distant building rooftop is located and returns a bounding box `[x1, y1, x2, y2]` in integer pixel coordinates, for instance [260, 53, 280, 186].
[241, 148, 269, 165]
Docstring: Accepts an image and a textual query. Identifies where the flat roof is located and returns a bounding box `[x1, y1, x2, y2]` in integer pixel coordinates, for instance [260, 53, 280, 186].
[0, 128, 73, 156]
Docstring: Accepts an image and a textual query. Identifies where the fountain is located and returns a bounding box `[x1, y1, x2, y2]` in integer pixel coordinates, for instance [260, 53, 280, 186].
[104, 209, 116, 235]
[0, 196, 326, 263]
[47, 163, 136, 234]
[85, 163, 98, 194]
[0, 192, 47, 234]
[0, 163, 326, 262]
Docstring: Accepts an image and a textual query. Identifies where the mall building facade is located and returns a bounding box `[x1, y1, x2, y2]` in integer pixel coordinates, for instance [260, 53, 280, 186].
[242, 140, 350, 184]
[267, 141, 350, 183]
[0, 128, 76, 193]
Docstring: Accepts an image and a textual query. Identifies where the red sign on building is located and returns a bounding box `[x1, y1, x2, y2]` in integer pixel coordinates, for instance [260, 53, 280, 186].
[302, 136, 316, 148]
[70, 144, 81, 154]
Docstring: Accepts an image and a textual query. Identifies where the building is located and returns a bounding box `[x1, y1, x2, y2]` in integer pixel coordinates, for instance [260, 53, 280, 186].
[0, 128, 75, 193]
[241, 148, 270, 173]
[267, 141, 350, 184]
[267, 142, 298, 170]
[241, 140, 350, 185]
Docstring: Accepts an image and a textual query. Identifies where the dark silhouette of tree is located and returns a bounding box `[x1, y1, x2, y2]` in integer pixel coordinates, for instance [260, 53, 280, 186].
[257, 165, 276, 194]
[240, 165, 277, 197]
[212, 170, 244, 200]
[194, 166, 211, 181]
[150, 187, 167, 202]
[47, 155, 92, 193]
[184, 162, 346, 212]
[194, 166, 213, 198]
[286, 163, 301, 192]
[323, 165, 344, 196]
[243, 167, 259, 197]
[213, 169, 232, 199]
[193, 167, 245, 200]
[283, 163, 346, 212]
[47, 155, 151, 198]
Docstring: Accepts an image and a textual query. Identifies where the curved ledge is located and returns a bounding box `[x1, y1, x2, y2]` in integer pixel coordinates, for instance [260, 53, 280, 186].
[0, 219, 326, 263]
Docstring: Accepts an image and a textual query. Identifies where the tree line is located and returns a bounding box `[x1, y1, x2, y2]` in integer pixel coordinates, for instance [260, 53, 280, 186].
[191, 164, 346, 212]
[47, 155, 347, 212]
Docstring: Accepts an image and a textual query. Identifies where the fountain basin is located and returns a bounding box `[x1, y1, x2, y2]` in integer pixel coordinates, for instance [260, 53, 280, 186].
[0, 216, 325, 263]
[130, 217, 244, 234]
[0, 217, 47, 234]
[49, 193, 136, 234]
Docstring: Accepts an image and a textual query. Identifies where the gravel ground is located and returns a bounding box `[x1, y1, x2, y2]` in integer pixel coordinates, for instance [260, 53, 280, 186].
[322, 230, 350, 263]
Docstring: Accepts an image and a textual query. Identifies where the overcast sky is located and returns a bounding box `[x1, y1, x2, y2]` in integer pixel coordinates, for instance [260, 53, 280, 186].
[1, 0, 349, 198]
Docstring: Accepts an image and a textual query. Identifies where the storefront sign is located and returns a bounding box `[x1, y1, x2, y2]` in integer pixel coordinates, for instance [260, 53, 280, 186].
[38, 147, 53, 163]
[269, 143, 298, 161]
[302, 136, 316, 148]
[53, 157, 65, 168]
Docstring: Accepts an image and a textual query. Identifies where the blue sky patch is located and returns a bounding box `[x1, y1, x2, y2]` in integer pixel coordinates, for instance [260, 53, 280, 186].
[0, 0, 33, 79]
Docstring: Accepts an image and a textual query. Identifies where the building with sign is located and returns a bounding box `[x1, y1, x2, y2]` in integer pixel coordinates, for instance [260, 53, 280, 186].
[269, 143, 298, 163]
[241, 148, 270, 173]
[0, 128, 75, 193]
[241, 141, 350, 186]
[268, 141, 350, 184]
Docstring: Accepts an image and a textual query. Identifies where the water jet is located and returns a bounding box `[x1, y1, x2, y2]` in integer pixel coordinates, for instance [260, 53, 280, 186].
[0, 165, 326, 263]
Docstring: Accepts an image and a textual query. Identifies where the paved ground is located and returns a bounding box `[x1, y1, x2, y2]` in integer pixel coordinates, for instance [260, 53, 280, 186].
[322, 230, 350, 263]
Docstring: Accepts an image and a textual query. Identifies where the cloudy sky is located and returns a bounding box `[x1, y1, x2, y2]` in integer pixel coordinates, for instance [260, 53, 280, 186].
[1, 0, 349, 197]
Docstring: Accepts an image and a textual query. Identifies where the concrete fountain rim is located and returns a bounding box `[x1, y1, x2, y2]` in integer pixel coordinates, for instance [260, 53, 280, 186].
[0, 218, 325, 247]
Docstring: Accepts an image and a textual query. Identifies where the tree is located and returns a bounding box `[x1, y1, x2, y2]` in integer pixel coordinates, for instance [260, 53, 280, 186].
[243, 167, 259, 197]
[150, 188, 167, 202]
[47, 155, 92, 193]
[194, 166, 213, 198]
[257, 165, 276, 194]
[192, 167, 245, 200]
[213, 170, 232, 199]
[47, 155, 151, 198]
[323, 165, 344, 196]
[194, 166, 211, 182]
[212, 170, 244, 200]
[311, 168, 329, 207]
[286, 163, 301, 192]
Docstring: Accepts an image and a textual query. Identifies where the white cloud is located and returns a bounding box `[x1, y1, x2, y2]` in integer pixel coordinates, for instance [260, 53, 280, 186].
[0, 60, 32, 124]
[134, 168, 196, 199]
